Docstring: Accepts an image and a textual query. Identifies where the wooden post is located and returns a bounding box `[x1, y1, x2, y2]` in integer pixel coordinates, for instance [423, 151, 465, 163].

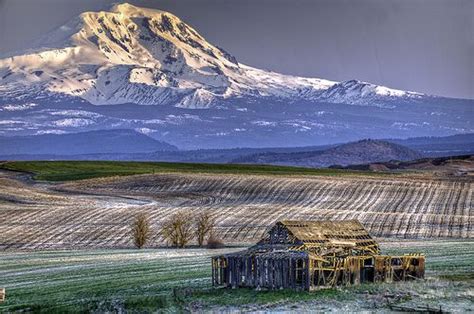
[0, 288, 5, 302]
[275, 259, 283, 289]
[263, 259, 268, 288]
[418, 256, 425, 279]
[234, 257, 239, 288]
[255, 257, 259, 288]
[211, 258, 215, 286]
[288, 258, 293, 289]
[251, 257, 255, 286]
[247, 256, 252, 287]
[273, 259, 277, 289]
[214, 257, 219, 286]
[268, 259, 274, 289]
[291, 258, 296, 290]
[236, 258, 241, 287]
[354, 258, 360, 285]
[230, 257, 237, 288]
[305, 258, 311, 291]
[221, 258, 226, 286]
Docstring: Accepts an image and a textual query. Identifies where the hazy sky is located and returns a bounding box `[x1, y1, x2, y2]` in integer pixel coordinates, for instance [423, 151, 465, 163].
[0, 0, 472, 99]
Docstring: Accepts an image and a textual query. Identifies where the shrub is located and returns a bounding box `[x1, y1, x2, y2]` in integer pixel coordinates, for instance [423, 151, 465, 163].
[207, 234, 224, 249]
[132, 213, 151, 249]
[195, 211, 216, 247]
[160, 211, 194, 248]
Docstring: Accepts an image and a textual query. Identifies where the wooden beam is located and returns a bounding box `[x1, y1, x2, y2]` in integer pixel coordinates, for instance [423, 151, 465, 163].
[211, 258, 215, 286]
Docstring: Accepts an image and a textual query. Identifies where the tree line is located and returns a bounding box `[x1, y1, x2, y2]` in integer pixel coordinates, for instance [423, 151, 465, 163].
[131, 211, 223, 249]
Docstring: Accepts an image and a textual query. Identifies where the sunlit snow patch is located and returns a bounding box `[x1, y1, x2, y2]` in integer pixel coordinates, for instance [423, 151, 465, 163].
[2, 103, 38, 111]
[53, 118, 96, 127]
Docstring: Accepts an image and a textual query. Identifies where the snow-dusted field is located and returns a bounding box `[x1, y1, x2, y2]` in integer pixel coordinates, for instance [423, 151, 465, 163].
[0, 240, 472, 312]
[0, 170, 472, 250]
[0, 169, 472, 311]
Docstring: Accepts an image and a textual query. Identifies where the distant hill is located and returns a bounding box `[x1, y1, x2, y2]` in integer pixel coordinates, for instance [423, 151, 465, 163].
[1, 133, 472, 163]
[0, 129, 177, 155]
[333, 155, 474, 176]
[232, 139, 423, 168]
[0, 143, 334, 162]
[388, 133, 474, 157]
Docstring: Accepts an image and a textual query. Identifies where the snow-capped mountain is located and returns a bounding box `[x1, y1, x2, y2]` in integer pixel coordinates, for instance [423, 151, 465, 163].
[0, 3, 472, 150]
[318, 80, 424, 106]
[0, 3, 335, 108]
[0, 3, 435, 109]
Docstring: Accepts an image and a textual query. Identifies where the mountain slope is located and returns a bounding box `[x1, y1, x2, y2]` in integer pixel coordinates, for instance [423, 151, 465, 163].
[0, 3, 334, 108]
[0, 3, 442, 108]
[233, 139, 422, 167]
[0, 129, 177, 155]
[318, 80, 424, 106]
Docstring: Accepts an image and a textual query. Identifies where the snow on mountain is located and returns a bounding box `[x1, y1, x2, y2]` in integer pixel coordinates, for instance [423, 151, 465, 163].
[1, 3, 471, 150]
[318, 80, 425, 106]
[0, 3, 335, 108]
[1, 103, 38, 111]
[0, 3, 431, 109]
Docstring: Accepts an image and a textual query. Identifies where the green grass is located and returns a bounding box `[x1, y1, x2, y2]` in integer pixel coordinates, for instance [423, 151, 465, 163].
[0, 240, 472, 312]
[439, 273, 474, 282]
[189, 286, 343, 307]
[0, 248, 346, 312]
[0, 160, 389, 181]
[0, 249, 216, 313]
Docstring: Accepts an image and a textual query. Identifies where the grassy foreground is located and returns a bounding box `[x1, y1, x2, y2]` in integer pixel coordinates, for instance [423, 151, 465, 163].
[0, 240, 472, 312]
[0, 161, 386, 181]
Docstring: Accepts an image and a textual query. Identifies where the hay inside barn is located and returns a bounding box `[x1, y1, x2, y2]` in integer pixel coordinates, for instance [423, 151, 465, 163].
[212, 220, 425, 290]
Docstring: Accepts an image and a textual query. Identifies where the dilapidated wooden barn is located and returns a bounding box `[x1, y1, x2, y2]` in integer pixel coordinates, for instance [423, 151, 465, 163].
[212, 220, 424, 290]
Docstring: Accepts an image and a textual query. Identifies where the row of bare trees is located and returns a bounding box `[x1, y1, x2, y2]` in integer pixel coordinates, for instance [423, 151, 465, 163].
[131, 211, 221, 249]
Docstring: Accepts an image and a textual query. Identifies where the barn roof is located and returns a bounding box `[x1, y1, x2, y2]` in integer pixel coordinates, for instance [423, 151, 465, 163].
[275, 220, 379, 253]
[220, 249, 330, 262]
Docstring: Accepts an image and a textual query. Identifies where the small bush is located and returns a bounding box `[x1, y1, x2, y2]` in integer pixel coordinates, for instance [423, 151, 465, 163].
[207, 235, 224, 249]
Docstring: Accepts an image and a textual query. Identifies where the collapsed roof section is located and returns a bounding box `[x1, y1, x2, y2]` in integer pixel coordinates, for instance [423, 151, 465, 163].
[257, 220, 380, 255]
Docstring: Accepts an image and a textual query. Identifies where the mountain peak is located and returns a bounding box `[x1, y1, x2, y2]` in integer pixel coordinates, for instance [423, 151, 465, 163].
[319, 79, 425, 106]
[0, 3, 337, 107]
[109, 2, 169, 17]
[110, 2, 143, 13]
[0, 3, 434, 109]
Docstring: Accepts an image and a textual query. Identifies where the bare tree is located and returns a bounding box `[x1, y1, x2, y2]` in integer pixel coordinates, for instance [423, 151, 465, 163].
[132, 213, 151, 249]
[161, 211, 194, 248]
[195, 211, 216, 247]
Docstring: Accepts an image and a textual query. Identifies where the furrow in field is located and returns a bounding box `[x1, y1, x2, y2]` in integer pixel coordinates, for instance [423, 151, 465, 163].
[1, 173, 472, 249]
